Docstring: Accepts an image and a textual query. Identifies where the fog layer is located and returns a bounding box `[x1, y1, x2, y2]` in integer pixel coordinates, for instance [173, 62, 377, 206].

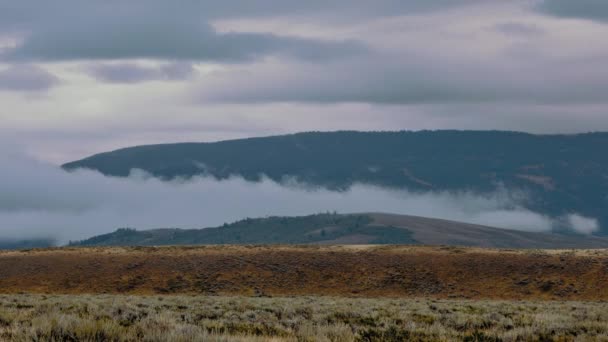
[0, 152, 598, 243]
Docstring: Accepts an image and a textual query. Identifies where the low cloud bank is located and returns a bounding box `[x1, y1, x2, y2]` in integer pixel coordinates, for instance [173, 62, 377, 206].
[0, 152, 599, 244]
[567, 214, 599, 235]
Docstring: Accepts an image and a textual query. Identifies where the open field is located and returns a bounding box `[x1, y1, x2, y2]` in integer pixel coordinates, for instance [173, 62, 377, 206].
[1, 294, 607, 341]
[1, 246, 608, 300]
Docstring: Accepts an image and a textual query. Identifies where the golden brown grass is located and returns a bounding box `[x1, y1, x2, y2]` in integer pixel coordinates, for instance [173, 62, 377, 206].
[1, 246, 607, 300]
[0, 294, 608, 341]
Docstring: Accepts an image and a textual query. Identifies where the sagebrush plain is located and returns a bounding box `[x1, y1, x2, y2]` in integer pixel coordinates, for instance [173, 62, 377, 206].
[2, 294, 608, 341]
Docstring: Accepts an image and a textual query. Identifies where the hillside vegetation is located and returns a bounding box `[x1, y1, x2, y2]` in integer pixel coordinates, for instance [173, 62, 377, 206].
[69, 214, 410, 247]
[62, 131, 608, 233]
[69, 213, 608, 249]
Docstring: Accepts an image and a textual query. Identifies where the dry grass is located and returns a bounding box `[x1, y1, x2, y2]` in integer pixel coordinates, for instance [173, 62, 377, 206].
[1, 246, 608, 300]
[0, 294, 607, 341]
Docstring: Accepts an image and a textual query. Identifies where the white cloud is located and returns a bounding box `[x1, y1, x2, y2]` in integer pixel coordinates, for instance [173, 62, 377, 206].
[567, 214, 599, 235]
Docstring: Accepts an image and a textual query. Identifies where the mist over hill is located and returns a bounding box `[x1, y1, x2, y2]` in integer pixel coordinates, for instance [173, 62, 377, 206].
[64, 130, 608, 234]
[1, 147, 568, 245]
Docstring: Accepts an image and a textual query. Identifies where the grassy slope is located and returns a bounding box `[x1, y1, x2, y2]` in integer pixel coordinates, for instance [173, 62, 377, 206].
[1, 245, 607, 300]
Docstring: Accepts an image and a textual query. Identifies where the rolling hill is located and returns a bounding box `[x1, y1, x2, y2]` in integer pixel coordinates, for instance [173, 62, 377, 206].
[62, 131, 608, 234]
[70, 213, 608, 249]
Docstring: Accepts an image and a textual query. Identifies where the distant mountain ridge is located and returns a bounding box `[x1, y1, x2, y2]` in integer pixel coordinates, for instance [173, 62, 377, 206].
[0, 239, 56, 250]
[70, 213, 608, 249]
[63, 130, 608, 233]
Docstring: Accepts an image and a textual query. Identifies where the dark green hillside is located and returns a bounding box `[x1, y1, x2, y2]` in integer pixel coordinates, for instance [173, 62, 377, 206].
[70, 214, 415, 246]
[63, 131, 608, 233]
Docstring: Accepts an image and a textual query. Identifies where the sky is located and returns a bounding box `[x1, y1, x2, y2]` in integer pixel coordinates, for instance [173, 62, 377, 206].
[0, 0, 608, 163]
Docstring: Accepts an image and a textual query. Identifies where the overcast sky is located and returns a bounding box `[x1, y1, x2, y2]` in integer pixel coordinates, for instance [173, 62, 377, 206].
[1, 0, 608, 163]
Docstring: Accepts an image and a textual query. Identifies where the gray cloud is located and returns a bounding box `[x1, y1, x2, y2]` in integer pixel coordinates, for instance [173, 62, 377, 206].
[493, 22, 544, 36]
[0, 1, 507, 63]
[196, 52, 608, 105]
[0, 1, 371, 62]
[5, 24, 365, 63]
[0, 64, 58, 91]
[0, 1, 488, 30]
[0, 150, 576, 243]
[537, 0, 608, 22]
[203, 0, 487, 18]
[87, 62, 195, 84]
